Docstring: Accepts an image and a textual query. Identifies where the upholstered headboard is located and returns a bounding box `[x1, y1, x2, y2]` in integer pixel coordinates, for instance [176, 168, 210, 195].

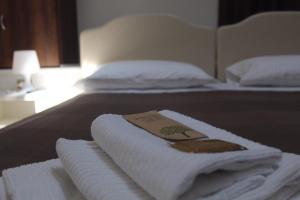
[80, 15, 215, 77]
[218, 12, 300, 80]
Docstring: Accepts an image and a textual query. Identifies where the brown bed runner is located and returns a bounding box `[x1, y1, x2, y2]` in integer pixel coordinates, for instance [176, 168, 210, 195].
[0, 91, 299, 172]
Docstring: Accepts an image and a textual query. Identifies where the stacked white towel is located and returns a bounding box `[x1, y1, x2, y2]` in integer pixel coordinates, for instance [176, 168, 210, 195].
[1, 159, 85, 200]
[56, 139, 277, 200]
[1, 110, 300, 200]
[0, 178, 8, 200]
[235, 153, 300, 200]
[56, 139, 153, 200]
[1, 151, 300, 200]
[91, 110, 282, 200]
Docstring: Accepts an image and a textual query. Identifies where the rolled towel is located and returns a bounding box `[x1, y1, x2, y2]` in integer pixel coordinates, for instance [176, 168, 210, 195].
[56, 139, 273, 200]
[1, 159, 85, 200]
[91, 110, 282, 200]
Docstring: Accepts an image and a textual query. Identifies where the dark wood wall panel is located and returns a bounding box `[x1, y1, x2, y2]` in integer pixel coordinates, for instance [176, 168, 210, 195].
[31, 0, 60, 66]
[0, 0, 13, 68]
[219, 0, 300, 26]
[57, 0, 79, 64]
[0, 0, 79, 68]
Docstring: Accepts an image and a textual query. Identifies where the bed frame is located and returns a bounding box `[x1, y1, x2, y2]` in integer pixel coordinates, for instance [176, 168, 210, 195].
[80, 12, 300, 81]
[80, 15, 216, 77]
[217, 12, 300, 80]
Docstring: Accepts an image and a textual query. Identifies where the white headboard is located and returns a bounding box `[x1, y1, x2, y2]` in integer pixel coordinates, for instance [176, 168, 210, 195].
[218, 12, 300, 80]
[80, 15, 216, 77]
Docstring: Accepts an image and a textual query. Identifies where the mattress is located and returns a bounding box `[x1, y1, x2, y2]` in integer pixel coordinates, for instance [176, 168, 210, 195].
[0, 91, 300, 173]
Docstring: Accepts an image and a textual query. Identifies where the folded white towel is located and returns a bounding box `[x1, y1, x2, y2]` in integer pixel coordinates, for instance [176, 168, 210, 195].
[184, 167, 269, 200]
[235, 153, 300, 200]
[91, 110, 282, 200]
[290, 192, 300, 200]
[0, 177, 8, 200]
[57, 139, 275, 200]
[56, 139, 153, 200]
[1, 159, 85, 200]
[1, 110, 298, 200]
[1, 153, 299, 200]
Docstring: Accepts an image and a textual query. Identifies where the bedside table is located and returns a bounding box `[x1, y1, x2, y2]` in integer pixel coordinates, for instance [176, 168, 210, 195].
[0, 88, 81, 128]
[0, 96, 35, 128]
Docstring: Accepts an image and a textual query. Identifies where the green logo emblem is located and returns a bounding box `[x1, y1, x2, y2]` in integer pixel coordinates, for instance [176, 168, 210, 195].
[160, 126, 191, 138]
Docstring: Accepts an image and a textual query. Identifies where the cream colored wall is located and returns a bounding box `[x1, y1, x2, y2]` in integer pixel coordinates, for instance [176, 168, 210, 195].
[76, 0, 219, 33]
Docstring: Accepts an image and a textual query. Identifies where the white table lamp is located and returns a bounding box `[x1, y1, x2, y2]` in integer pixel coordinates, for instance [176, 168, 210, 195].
[12, 50, 40, 90]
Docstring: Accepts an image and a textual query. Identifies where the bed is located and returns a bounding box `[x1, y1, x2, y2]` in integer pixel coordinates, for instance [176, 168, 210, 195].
[217, 11, 300, 81]
[0, 13, 300, 199]
[0, 12, 300, 175]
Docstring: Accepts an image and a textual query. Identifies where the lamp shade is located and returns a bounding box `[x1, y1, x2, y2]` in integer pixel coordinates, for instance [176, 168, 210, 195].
[12, 50, 40, 75]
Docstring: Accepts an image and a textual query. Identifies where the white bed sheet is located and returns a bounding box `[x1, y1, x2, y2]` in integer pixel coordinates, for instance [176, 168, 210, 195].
[79, 83, 300, 94]
[211, 83, 300, 92]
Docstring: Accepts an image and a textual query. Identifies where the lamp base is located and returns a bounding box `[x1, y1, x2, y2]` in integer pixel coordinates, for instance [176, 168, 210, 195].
[16, 78, 34, 93]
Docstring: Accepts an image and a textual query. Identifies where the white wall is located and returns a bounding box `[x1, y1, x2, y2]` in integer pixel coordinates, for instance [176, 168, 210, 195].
[76, 0, 219, 33]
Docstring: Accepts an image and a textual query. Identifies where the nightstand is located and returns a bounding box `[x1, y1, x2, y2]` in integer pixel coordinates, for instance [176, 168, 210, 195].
[0, 88, 81, 128]
[0, 94, 35, 128]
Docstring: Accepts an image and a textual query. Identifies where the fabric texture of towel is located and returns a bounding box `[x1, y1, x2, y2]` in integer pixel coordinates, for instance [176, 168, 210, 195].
[56, 139, 153, 200]
[1, 110, 300, 200]
[1, 159, 85, 200]
[91, 110, 282, 200]
[0, 177, 8, 200]
[1, 152, 300, 200]
[57, 139, 277, 200]
[236, 153, 300, 200]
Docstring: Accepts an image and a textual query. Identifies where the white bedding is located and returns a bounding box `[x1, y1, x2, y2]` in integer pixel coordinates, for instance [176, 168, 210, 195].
[210, 83, 300, 92]
[225, 55, 300, 87]
[78, 83, 300, 94]
[79, 60, 215, 90]
[73, 58, 300, 94]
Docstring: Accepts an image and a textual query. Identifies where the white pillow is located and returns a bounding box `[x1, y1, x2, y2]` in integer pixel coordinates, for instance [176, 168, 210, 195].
[76, 60, 215, 90]
[226, 55, 300, 86]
